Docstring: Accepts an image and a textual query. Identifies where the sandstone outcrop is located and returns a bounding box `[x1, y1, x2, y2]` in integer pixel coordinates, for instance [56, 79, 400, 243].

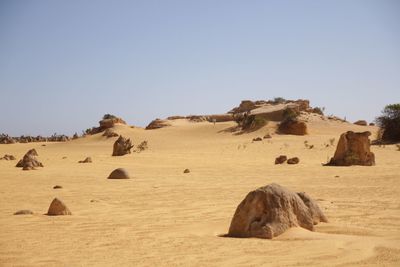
[145, 119, 170, 130]
[227, 183, 327, 239]
[112, 136, 133, 156]
[325, 131, 375, 166]
[15, 149, 43, 170]
[278, 119, 307, 135]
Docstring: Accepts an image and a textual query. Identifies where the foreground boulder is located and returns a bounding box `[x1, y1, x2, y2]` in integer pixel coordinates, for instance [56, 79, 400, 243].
[108, 168, 130, 179]
[112, 136, 133, 156]
[47, 198, 71, 216]
[15, 149, 43, 170]
[325, 131, 375, 166]
[278, 119, 307, 135]
[227, 183, 327, 239]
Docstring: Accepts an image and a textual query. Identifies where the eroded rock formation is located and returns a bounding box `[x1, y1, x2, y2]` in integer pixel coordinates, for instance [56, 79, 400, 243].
[325, 131, 375, 166]
[112, 136, 133, 156]
[227, 183, 327, 239]
[15, 149, 43, 170]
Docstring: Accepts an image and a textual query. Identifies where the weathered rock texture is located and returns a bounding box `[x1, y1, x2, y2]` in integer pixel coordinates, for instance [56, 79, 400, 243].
[15, 149, 43, 170]
[145, 119, 171, 130]
[47, 198, 71, 216]
[325, 131, 375, 166]
[108, 168, 130, 179]
[112, 136, 133, 156]
[278, 119, 307, 135]
[227, 183, 327, 239]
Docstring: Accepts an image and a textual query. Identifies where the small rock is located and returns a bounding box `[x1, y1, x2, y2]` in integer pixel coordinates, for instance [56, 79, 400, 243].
[183, 169, 190, 173]
[275, 155, 287, 164]
[108, 168, 130, 179]
[14, 210, 34, 215]
[287, 157, 300, 164]
[252, 137, 262, 142]
[78, 157, 92, 163]
[53, 185, 63, 189]
[263, 134, 272, 139]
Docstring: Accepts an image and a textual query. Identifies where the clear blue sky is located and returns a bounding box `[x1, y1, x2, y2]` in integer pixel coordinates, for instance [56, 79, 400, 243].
[1, 0, 399, 136]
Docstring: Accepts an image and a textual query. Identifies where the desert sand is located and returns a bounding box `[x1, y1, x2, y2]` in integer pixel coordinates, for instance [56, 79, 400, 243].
[1, 118, 399, 266]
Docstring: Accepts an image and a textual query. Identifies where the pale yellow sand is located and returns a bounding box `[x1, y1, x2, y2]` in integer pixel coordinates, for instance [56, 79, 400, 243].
[1, 119, 399, 266]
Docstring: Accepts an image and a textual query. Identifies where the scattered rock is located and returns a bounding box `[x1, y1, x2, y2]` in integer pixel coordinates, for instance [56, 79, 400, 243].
[263, 134, 272, 139]
[278, 119, 307, 135]
[14, 210, 34, 215]
[325, 131, 375, 166]
[112, 136, 133, 156]
[252, 137, 262, 142]
[167, 116, 186, 120]
[108, 168, 130, 179]
[287, 157, 300, 164]
[46, 198, 71, 216]
[78, 157, 92, 163]
[15, 149, 43, 170]
[102, 129, 119, 138]
[53, 185, 63, 189]
[275, 155, 287, 164]
[145, 119, 170, 130]
[369, 122, 375, 126]
[183, 169, 190, 173]
[0, 154, 16, 160]
[62, 156, 67, 159]
[0, 134, 16, 144]
[354, 120, 367, 126]
[227, 183, 327, 239]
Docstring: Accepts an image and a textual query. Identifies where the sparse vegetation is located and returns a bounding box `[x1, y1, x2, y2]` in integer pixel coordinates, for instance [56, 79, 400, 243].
[235, 114, 269, 132]
[282, 108, 300, 122]
[312, 107, 325, 116]
[376, 104, 400, 143]
[272, 97, 287, 104]
[103, 114, 118, 120]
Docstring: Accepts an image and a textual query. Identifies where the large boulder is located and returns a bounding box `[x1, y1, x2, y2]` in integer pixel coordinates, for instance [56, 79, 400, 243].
[325, 131, 375, 166]
[227, 183, 327, 239]
[15, 149, 43, 170]
[278, 119, 307, 135]
[112, 136, 133, 156]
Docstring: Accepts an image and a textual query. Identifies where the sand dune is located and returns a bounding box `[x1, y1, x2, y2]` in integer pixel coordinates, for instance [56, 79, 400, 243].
[1, 119, 399, 266]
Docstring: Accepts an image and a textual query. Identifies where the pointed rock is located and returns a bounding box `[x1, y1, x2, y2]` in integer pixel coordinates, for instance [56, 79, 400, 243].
[47, 198, 71, 216]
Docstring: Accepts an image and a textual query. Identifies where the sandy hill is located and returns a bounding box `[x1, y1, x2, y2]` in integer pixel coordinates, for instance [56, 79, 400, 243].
[0, 115, 399, 266]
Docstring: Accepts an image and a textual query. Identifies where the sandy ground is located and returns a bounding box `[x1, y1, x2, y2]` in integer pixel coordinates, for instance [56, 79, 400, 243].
[1, 119, 399, 266]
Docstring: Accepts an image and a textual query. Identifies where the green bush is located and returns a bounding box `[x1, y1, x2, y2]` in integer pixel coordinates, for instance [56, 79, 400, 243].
[376, 104, 400, 142]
